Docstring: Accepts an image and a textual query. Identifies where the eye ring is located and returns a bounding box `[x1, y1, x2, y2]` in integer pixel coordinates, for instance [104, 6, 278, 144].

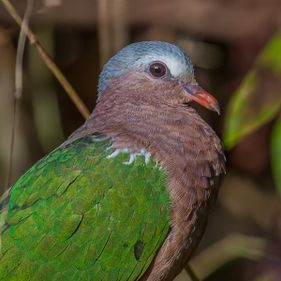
[149, 62, 167, 78]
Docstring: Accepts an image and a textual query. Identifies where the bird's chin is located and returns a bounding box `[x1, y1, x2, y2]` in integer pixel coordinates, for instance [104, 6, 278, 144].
[181, 102, 198, 114]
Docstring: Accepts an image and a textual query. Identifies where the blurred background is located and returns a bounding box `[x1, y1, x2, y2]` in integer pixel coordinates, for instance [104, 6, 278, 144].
[0, 0, 281, 280]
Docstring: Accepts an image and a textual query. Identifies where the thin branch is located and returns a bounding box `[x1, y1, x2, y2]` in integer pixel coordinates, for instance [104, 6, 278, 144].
[97, 0, 112, 67]
[15, 0, 33, 98]
[1, 0, 90, 119]
[112, 0, 128, 52]
[185, 264, 201, 281]
[6, 0, 33, 189]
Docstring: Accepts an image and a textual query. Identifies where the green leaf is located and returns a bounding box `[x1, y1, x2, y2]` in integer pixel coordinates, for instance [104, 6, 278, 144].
[224, 31, 281, 149]
[259, 32, 281, 75]
[271, 115, 281, 196]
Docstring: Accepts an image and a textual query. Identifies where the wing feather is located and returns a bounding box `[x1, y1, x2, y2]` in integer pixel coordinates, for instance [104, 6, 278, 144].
[0, 137, 170, 281]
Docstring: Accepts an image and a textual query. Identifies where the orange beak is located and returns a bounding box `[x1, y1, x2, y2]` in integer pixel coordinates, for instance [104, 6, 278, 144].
[182, 83, 220, 115]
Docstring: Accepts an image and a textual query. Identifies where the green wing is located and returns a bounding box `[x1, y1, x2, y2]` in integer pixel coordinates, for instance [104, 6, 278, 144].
[0, 136, 170, 281]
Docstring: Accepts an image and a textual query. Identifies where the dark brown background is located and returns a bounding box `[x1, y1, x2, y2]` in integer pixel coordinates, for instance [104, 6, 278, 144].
[0, 1, 281, 280]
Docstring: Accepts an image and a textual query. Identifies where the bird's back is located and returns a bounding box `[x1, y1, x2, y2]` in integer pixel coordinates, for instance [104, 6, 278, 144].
[0, 136, 170, 281]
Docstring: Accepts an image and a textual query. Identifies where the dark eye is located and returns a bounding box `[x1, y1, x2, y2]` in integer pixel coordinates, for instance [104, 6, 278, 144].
[149, 62, 167, 78]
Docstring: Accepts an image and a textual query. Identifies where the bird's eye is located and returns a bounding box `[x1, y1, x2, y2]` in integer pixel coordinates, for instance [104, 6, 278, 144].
[149, 62, 167, 78]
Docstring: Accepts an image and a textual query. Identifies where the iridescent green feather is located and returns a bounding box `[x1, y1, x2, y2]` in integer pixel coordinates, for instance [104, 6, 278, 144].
[0, 136, 170, 280]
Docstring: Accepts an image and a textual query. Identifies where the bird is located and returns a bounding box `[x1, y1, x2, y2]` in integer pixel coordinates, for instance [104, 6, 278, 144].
[0, 41, 225, 281]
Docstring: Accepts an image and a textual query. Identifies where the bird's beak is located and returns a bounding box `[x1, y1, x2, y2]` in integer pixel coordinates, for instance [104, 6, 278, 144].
[182, 83, 220, 115]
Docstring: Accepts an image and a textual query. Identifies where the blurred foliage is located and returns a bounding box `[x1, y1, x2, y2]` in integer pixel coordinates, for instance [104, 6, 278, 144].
[224, 31, 281, 149]
[271, 116, 281, 196]
[224, 31, 281, 195]
[190, 234, 266, 281]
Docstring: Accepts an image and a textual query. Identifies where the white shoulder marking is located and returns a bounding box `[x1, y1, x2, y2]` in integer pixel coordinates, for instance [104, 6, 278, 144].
[123, 153, 137, 165]
[107, 148, 129, 159]
[107, 147, 151, 165]
[140, 149, 151, 164]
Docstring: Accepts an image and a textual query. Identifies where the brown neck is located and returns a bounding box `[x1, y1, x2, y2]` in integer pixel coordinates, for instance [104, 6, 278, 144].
[78, 89, 224, 205]
[67, 79, 225, 280]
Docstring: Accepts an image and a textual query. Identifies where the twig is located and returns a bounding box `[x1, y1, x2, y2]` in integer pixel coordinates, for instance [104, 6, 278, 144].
[97, 0, 112, 67]
[185, 264, 201, 281]
[6, 0, 33, 189]
[15, 0, 33, 99]
[0, 0, 90, 119]
[112, 0, 128, 53]
[97, 0, 128, 67]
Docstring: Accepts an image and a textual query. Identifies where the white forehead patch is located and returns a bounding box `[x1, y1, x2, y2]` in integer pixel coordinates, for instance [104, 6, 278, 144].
[138, 54, 190, 78]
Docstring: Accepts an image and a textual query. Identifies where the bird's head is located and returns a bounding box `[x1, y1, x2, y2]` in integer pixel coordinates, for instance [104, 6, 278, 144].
[97, 41, 219, 114]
